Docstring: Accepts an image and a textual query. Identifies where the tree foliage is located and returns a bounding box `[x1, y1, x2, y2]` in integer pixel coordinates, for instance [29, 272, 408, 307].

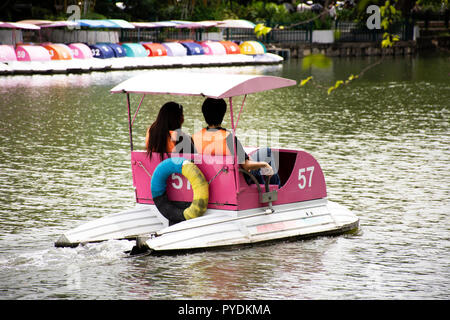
[300, 0, 412, 95]
[3, 0, 446, 24]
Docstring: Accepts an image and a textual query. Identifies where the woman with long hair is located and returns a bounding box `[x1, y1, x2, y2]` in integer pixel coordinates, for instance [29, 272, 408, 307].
[146, 101, 195, 160]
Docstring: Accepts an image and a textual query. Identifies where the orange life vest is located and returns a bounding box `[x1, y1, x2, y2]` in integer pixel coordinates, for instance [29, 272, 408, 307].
[146, 129, 177, 153]
[192, 128, 231, 156]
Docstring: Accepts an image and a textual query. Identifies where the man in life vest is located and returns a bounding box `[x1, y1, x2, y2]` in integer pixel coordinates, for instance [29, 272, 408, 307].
[192, 98, 280, 186]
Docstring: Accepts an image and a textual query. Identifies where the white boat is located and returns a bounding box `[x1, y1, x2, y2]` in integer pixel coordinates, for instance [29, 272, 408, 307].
[55, 71, 359, 255]
[141, 198, 357, 254]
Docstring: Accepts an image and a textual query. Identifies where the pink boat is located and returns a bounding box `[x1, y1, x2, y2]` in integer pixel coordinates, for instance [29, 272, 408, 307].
[0, 45, 17, 62]
[68, 43, 93, 59]
[199, 40, 226, 55]
[15, 45, 51, 61]
[55, 71, 359, 254]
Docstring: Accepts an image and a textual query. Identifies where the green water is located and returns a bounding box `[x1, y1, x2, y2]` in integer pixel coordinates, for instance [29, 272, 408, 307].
[0, 54, 449, 299]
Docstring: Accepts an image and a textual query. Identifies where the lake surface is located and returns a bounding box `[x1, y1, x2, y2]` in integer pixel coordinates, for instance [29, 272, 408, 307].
[0, 54, 449, 299]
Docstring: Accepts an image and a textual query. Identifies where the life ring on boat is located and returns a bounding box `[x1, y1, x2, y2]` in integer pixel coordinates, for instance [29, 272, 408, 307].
[151, 157, 209, 224]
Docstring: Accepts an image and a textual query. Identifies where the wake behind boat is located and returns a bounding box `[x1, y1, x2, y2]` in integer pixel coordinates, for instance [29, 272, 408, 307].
[55, 71, 359, 254]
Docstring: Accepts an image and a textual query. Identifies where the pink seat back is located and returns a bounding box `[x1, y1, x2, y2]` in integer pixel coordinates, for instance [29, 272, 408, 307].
[131, 151, 238, 210]
[131, 149, 327, 212]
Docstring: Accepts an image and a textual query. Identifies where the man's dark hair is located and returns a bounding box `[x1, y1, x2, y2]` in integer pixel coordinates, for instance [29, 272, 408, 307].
[201, 98, 227, 126]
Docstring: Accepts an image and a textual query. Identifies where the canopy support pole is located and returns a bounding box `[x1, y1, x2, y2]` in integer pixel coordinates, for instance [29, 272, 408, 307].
[234, 94, 246, 130]
[131, 94, 145, 127]
[126, 93, 145, 151]
[126, 93, 134, 151]
[229, 97, 240, 193]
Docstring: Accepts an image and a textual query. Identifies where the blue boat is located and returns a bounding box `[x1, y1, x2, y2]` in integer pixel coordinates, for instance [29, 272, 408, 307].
[88, 44, 114, 59]
[104, 43, 127, 58]
[180, 42, 205, 55]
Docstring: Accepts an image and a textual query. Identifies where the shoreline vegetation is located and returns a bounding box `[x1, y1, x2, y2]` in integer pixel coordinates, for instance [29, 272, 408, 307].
[1, 1, 448, 90]
[1, 1, 448, 33]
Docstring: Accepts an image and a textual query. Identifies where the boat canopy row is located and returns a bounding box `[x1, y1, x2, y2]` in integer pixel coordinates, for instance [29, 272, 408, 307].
[0, 41, 264, 62]
[1, 19, 256, 30]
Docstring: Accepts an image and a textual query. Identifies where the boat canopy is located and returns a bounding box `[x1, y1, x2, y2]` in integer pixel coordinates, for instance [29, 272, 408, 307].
[42, 43, 73, 60]
[105, 43, 126, 57]
[68, 43, 93, 59]
[200, 41, 226, 55]
[121, 43, 147, 57]
[108, 19, 135, 29]
[18, 19, 78, 28]
[162, 42, 187, 56]
[239, 41, 266, 55]
[170, 20, 217, 29]
[217, 19, 256, 29]
[110, 71, 296, 98]
[0, 22, 40, 29]
[76, 19, 134, 29]
[131, 22, 159, 28]
[89, 44, 114, 59]
[55, 44, 75, 59]
[142, 43, 167, 56]
[180, 42, 204, 55]
[77, 19, 117, 28]
[220, 41, 240, 54]
[153, 21, 179, 28]
[0, 45, 17, 61]
[15, 45, 51, 61]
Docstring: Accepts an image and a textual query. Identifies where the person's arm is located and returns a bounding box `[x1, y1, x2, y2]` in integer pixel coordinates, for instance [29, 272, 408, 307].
[241, 159, 274, 175]
[145, 126, 150, 150]
[228, 134, 274, 175]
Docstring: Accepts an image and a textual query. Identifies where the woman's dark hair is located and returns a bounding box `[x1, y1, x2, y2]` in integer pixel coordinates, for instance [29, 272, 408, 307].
[147, 102, 183, 160]
[202, 98, 227, 126]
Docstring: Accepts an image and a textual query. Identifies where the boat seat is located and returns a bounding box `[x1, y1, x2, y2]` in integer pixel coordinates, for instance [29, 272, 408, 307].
[131, 151, 239, 210]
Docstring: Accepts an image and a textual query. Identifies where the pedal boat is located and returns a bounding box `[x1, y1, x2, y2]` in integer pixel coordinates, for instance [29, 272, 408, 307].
[55, 71, 359, 254]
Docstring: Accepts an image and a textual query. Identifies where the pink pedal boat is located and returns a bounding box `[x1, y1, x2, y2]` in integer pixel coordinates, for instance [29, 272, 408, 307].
[55, 71, 359, 254]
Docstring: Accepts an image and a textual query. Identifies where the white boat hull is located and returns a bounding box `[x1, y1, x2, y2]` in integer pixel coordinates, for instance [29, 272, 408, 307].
[55, 198, 359, 253]
[54, 204, 168, 247]
[143, 198, 358, 253]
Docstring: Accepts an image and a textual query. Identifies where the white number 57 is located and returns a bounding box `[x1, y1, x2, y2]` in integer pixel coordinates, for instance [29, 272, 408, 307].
[298, 166, 315, 189]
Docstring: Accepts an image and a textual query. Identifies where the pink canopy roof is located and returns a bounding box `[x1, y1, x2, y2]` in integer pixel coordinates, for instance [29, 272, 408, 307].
[68, 43, 93, 59]
[200, 41, 226, 55]
[110, 71, 296, 98]
[17, 20, 77, 28]
[0, 22, 40, 29]
[17, 19, 52, 25]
